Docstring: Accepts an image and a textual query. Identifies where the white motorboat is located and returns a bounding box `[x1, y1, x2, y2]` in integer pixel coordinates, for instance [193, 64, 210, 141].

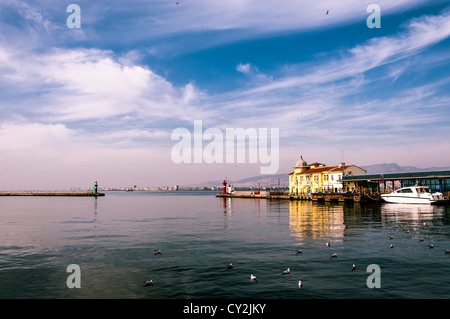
[381, 186, 446, 204]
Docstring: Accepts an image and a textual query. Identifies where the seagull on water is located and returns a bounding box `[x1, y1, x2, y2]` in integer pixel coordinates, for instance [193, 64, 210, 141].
[296, 249, 303, 255]
[445, 249, 449, 254]
[298, 280, 303, 288]
[282, 268, 291, 275]
[419, 238, 424, 242]
[143, 280, 153, 287]
[326, 242, 330, 247]
[351, 264, 356, 272]
[390, 244, 394, 249]
[154, 249, 162, 255]
[430, 244, 434, 249]
[330, 253, 338, 258]
[389, 236, 394, 240]
[250, 274, 257, 282]
[227, 263, 233, 270]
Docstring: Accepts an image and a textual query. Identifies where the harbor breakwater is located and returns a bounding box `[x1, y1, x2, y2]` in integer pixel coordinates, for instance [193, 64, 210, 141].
[0, 192, 105, 197]
[216, 191, 380, 203]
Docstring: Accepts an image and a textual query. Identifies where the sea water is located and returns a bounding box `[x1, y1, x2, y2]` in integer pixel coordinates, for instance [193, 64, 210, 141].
[0, 191, 449, 299]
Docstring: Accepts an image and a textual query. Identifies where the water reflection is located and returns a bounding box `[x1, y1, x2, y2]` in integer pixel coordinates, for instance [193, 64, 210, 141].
[289, 201, 345, 244]
[381, 203, 445, 219]
[93, 197, 98, 228]
[381, 203, 448, 229]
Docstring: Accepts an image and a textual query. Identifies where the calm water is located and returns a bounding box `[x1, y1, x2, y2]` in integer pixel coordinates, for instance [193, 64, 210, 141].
[0, 191, 449, 299]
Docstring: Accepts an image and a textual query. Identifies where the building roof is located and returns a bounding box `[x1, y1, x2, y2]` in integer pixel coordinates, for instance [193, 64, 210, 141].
[309, 162, 326, 167]
[294, 155, 308, 168]
[343, 170, 450, 182]
[328, 165, 352, 172]
[289, 164, 364, 175]
[302, 166, 334, 174]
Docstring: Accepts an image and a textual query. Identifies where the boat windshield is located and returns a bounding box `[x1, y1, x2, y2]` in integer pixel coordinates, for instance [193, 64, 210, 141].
[416, 187, 429, 193]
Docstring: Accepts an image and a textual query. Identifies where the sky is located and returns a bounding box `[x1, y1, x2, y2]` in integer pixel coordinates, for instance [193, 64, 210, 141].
[0, 0, 449, 190]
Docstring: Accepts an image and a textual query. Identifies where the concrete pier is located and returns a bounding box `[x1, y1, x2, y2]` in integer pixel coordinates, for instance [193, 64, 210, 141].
[0, 192, 105, 197]
[216, 191, 380, 203]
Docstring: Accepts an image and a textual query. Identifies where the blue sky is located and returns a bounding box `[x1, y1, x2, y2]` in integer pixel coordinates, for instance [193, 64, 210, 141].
[0, 0, 449, 190]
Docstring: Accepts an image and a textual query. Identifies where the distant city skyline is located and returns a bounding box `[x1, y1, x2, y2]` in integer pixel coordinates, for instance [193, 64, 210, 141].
[1, 1, 449, 190]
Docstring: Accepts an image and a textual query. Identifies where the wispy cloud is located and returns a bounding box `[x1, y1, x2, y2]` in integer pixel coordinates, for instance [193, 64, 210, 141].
[0, 46, 207, 125]
[0, 1, 448, 188]
[3, 6, 448, 144]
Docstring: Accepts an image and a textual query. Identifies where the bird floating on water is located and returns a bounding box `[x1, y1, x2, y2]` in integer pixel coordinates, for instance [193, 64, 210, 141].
[390, 244, 394, 249]
[250, 274, 257, 282]
[419, 238, 424, 242]
[351, 264, 356, 272]
[227, 263, 233, 270]
[282, 268, 290, 275]
[445, 249, 450, 254]
[298, 280, 303, 288]
[389, 236, 394, 240]
[296, 249, 303, 255]
[154, 249, 162, 255]
[430, 244, 434, 249]
[143, 280, 153, 287]
[330, 253, 338, 258]
[326, 242, 330, 247]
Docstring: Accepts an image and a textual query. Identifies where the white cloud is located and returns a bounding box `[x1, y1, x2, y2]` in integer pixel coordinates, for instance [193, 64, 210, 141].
[227, 8, 450, 105]
[0, 46, 207, 123]
[149, 0, 428, 35]
[0, 1, 449, 189]
[0, 122, 75, 153]
[236, 63, 251, 74]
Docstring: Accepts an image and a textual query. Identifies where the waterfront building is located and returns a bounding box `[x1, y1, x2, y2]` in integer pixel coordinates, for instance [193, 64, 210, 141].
[343, 170, 450, 195]
[288, 156, 366, 195]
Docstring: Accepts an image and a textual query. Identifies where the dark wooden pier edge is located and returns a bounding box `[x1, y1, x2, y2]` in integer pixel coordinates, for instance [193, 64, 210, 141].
[216, 192, 381, 203]
[0, 192, 105, 197]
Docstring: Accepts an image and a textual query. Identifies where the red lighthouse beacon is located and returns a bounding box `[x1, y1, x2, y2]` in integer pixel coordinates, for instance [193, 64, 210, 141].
[222, 178, 227, 194]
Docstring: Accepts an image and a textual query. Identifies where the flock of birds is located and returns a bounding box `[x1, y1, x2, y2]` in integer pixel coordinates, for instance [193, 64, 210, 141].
[142, 242, 359, 289]
[143, 235, 450, 289]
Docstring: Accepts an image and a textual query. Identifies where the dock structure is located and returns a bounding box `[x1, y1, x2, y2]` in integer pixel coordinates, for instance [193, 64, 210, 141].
[0, 191, 105, 197]
[216, 191, 378, 203]
[343, 170, 450, 197]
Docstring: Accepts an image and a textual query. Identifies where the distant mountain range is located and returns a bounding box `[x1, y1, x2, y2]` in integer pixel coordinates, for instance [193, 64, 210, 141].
[361, 163, 450, 174]
[193, 163, 450, 188]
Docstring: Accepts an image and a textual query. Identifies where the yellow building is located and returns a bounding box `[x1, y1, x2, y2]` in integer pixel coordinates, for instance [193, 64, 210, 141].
[288, 156, 367, 195]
